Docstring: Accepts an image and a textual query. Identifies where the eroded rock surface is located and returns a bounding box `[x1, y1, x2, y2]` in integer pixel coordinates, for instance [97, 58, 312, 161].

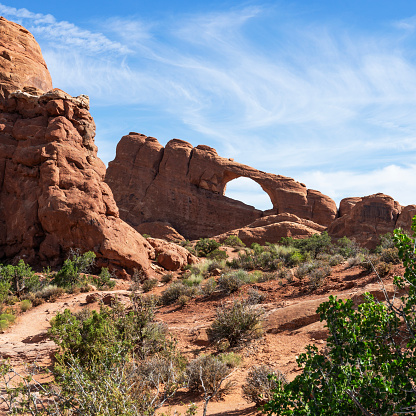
[106, 134, 337, 240]
[0, 89, 155, 275]
[213, 213, 326, 246]
[328, 193, 414, 249]
[0, 17, 53, 99]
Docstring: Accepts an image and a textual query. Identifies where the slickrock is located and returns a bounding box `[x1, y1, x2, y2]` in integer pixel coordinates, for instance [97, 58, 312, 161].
[106, 134, 337, 240]
[136, 221, 185, 242]
[213, 213, 326, 246]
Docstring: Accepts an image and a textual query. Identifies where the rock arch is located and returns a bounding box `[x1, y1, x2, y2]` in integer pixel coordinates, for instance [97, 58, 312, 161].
[106, 136, 338, 240]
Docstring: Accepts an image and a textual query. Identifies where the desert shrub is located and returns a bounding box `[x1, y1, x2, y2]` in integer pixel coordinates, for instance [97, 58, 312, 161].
[227, 244, 300, 271]
[345, 253, 365, 268]
[207, 248, 228, 260]
[206, 259, 226, 273]
[201, 278, 217, 297]
[34, 285, 64, 302]
[208, 300, 264, 348]
[333, 236, 362, 258]
[0, 312, 15, 330]
[161, 273, 174, 283]
[257, 271, 277, 283]
[281, 232, 332, 259]
[195, 238, 221, 257]
[308, 265, 331, 290]
[375, 261, 392, 277]
[178, 294, 191, 306]
[224, 235, 245, 247]
[379, 247, 401, 264]
[247, 288, 266, 304]
[142, 278, 159, 292]
[264, 219, 416, 416]
[161, 282, 198, 305]
[182, 274, 203, 287]
[376, 232, 396, 251]
[91, 267, 116, 290]
[54, 250, 96, 288]
[217, 270, 252, 294]
[295, 260, 320, 279]
[328, 253, 344, 266]
[243, 365, 287, 406]
[20, 299, 32, 312]
[360, 254, 381, 273]
[0, 260, 40, 297]
[186, 354, 234, 415]
[219, 352, 242, 368]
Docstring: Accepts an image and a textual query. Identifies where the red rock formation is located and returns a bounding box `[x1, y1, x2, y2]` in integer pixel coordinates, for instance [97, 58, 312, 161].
[213, 213, 326, 246]
[136, 221, 185, 242]
[0, 88, 156, 275]
[328, 193, 404, 249]
[0, 17, 52, 99]
[106, 134, 337, 240]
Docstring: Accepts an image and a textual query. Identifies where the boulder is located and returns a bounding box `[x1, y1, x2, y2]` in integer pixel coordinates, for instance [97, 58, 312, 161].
[106, 135, 337, 240]
[147, 238, 198, 271]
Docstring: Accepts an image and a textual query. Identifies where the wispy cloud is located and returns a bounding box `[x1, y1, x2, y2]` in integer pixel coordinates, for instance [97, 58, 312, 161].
[1, 3, 415, 207]
[0, 4, 130, 54]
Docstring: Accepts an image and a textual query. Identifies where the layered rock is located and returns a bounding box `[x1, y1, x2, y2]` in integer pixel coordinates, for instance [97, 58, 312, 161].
[106, 134, 337, 240]
[213, 213, 326, 246]
[328, 193, 413, 249]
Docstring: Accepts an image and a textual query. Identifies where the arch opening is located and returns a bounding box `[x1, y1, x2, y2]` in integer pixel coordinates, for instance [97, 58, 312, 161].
[224, 176, 274, 211]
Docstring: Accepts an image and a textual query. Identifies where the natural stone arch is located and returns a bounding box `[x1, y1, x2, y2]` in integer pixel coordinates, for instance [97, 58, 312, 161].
[223, 175, 274, 211]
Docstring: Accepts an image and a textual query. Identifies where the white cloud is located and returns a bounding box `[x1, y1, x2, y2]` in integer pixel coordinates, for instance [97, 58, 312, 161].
[1, 4, 415, 208]
[0, 4, 130, 54]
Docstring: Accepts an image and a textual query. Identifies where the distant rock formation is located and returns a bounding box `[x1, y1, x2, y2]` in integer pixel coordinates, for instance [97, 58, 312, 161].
[105, 133, 337, 240]
[213, 213, 326, 246]
[328, 194, 416, 249]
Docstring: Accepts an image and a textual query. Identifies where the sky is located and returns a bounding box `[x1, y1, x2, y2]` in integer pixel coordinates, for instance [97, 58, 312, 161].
[1, 0, 416, 210]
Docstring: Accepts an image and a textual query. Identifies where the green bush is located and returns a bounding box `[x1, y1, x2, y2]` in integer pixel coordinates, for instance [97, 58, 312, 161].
[161, 282, 198, 305]
[207, 300, 264, 348]
[207, 248, 228, 260]
[195, 238, 221, 257]
[0, 312, 15, 330]
[0, 260, 40, 297]
[281, 232, 332, 259]
[91, 267, 116, 290]
[218, 270, 253, 294]
[264, 218, 416, 416]
[223, 235, 245, 247]
[54, 250, 96, 288]
[20, 299, 32, 312]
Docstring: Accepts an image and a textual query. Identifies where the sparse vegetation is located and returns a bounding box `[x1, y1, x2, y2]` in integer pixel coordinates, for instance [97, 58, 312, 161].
[243, 365, 287, 406]
[208, 299, 264, 348]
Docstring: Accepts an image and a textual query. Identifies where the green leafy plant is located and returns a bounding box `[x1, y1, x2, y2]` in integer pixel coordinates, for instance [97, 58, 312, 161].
[264, 217, 416, 416]
[53, 250, 96, 288]
[223, 235, 245, 248]
[195, 238, 221, 257]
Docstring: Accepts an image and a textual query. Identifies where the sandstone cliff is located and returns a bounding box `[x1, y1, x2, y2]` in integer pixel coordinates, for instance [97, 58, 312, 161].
[105, 133, 337, 240]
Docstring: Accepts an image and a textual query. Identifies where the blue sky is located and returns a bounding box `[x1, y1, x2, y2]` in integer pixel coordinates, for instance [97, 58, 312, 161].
[1, 1, 416, 210]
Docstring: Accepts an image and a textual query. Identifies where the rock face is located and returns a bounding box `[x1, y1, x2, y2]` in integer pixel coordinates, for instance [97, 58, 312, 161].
[213, 213, 326, 246]
[106, 134, 337, 240]
[0, 88, 155, 275]
[0, 17, 53, 99]
[328, 193, 414, 249]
